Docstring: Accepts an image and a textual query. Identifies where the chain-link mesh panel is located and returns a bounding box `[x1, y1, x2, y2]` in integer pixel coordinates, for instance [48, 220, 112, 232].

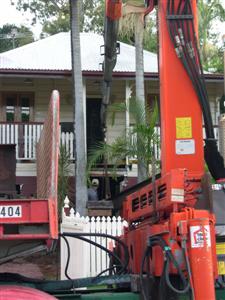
[37, 90, 60, 200]
[219, 114, 225, 160]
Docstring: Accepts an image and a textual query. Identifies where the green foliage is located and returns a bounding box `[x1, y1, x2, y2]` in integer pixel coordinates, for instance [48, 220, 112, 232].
[82, 0, 105, 33]
[58, 145, 71, 215]
[11, 0, 68, 25]
[42, 14, 70, 35]
[198, 0, 225, 72]
[0, 24, 34, 53]
[143, 14, 157, 53]
[87, 98, 159, 180]
[11, 0, 105, 36]
[202, 44, 224, 73]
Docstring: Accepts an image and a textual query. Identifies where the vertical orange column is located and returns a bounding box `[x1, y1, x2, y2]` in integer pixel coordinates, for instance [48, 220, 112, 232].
[158, 0, 204, 176]
[188, 218, 216, 300]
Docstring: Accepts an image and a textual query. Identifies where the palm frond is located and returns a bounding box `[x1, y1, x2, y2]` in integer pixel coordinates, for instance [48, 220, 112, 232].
[87, 138, 128, 180]
[87, 97, 160, 179]
[108, 102, 127, 126]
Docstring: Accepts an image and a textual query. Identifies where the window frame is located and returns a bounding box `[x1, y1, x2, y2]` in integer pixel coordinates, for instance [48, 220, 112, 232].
[0, 92, 34, 122]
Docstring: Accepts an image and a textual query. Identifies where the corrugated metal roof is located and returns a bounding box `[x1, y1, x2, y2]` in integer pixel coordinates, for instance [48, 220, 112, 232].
[0, 32, 158, 73]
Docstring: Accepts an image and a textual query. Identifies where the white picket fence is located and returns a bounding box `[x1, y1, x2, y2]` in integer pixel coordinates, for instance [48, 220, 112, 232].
[60, 204, 127, 279]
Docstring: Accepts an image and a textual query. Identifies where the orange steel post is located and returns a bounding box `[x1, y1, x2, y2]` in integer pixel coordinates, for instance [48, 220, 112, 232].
[157, 1, 217, 299]
[188, 218, 216, 300]
[158, 0, 204, 176]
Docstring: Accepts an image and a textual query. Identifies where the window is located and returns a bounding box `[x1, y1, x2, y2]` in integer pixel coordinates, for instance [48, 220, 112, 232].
[21, 96, 31, 122]
[6, 96, 15, 122]
[1, 92, 34, 122]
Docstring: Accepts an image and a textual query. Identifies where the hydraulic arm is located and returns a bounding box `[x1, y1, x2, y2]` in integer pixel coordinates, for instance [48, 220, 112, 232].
[103, 1, 225, 299]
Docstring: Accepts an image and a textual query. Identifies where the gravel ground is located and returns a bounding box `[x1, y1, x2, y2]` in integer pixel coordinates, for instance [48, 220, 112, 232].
[0, 252, 59, 280]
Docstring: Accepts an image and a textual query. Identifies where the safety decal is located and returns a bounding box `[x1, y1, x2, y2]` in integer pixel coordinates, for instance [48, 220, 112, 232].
[175, 139, 195, 155]
[218, 261, 225, 275]
[176, 117, 192, 139]
[190, 225, 211, 248]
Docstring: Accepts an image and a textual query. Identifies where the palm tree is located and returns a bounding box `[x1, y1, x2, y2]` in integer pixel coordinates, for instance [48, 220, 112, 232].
[87, 98, 159, 183]
[119, 0, 153, 182]
[70, 0, 87, 216]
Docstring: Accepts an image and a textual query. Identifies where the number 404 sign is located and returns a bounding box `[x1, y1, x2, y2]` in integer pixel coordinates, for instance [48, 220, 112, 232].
[190, 225, 211, 248]
[0, 205, 22, 218]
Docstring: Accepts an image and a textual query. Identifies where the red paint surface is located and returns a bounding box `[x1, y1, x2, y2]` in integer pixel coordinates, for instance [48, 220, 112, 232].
[106, 0, 122, 20]
[0, 91, 60, 241]
[159, 0, 204, 176]
[0, 285, 56, 300]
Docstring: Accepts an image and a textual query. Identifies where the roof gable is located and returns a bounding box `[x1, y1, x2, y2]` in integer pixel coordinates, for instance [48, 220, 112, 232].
[0, 32, 158, 73]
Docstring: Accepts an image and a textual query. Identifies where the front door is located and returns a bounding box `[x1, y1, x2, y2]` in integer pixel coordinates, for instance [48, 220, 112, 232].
[86, 99, 103, 151]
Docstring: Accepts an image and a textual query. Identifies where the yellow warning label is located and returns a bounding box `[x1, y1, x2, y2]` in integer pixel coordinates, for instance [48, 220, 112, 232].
[218, 261, 225, 275]
[176, 117, 192, 139]
[216, 242, 225, 255]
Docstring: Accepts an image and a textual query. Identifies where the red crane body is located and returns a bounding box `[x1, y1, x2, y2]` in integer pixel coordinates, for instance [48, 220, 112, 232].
[0, 91, 60, 244]
[106, 1, 220, 299]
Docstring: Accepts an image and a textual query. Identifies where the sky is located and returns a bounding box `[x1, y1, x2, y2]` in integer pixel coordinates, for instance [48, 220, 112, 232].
[0, 0, 42, 38]
[0, 0, 224, 42]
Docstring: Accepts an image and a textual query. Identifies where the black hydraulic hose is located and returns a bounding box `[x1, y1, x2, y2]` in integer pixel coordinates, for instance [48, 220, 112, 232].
[182, 242, 195, 300]
[173, 21, 214, 139]
[60, 234, 72, 280]
[167, 1, 197, 89]
[168, 1, 205, 108]
[159, 261, 167, 300]
[166, 0, 225, 182]
[95, 266, 120, 278]
[166, 0, 201, 109]
[61, 232, 130, 273]
[166, 0, 215, 139]
[149, 236, 190, 294]
[140, 246, 151, 300]
[140, 235, 190, 298]
[182, 2, 214, 138]
[60, 233, 126, 276]
[186, 0, 205, 77]
[164, 259, 190, 295]
[69, 234, 124, 272]
[61, 235, 119, 282]
[179, 0, 225, 179]
[184, 3, 214, 139]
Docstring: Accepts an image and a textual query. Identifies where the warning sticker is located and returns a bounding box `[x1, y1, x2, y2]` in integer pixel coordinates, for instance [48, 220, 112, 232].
[190, 225, 211, 248]
[176, 117, 192, 139]
[218, 261, 225, 275]
[176, 139, 195, 155]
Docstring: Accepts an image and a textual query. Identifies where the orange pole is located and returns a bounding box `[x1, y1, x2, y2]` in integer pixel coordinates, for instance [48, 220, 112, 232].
[158, 0, 204, 176]
[188, 218, 216, 300]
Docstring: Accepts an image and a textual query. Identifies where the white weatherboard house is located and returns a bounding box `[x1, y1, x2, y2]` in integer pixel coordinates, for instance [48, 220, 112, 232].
[0, 32, 223, 198]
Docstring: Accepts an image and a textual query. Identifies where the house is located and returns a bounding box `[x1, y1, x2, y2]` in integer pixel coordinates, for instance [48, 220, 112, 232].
[0, 32, 223, 198]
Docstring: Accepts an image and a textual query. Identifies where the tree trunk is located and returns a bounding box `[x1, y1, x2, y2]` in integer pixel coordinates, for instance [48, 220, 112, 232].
[70, 0, 87, 215]
[135, 16, 147, 183]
